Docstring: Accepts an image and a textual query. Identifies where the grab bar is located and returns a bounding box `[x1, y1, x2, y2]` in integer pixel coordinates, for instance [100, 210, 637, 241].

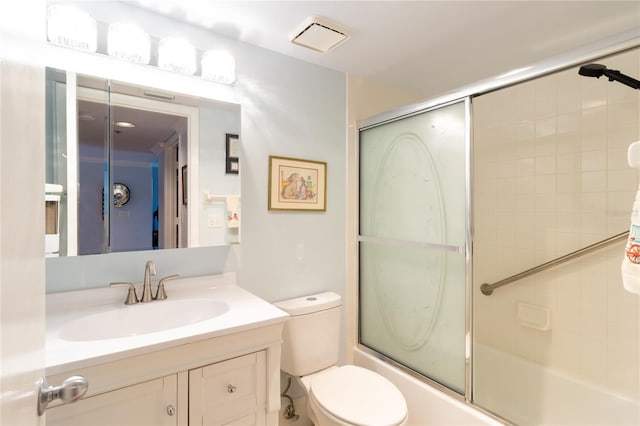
[480, 231, 629, 296]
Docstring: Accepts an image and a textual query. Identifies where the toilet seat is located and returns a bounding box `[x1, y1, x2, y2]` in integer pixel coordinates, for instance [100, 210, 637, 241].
[308, 365, 407, 426]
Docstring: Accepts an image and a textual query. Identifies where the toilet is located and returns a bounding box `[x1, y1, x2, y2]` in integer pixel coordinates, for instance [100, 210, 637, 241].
[274, 292, 408, 426]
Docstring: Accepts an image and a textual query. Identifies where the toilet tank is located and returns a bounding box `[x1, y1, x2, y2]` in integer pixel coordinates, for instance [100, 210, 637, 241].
[274, 292, 341, 376]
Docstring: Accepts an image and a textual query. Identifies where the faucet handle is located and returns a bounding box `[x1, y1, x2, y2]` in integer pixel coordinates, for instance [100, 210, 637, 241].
[146, 260, 156, 276]
[110, 282, 139, 305]
[155, 275, 180, 301]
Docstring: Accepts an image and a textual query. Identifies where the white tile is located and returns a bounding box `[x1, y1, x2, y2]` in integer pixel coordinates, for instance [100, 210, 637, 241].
[535, 77, 557, 118]
[557, 212, 581, 233]
[515, 193, 535, 212]
[556, 71, 581, 115]
[607, 147, 630, 171]
[515, 175, 535, 194]
[535, 156, 556, 175]
[557, 173, 581, 194]
[535, 117, 557, 138]
[581, 212, 607, 234]
[557, 192, 581, 212]
[608, 169, 638, 192]
[515, 158, 535, 176]
[581, 192, 607, 213]
[581, 150, 606, 172]
[581, 171, 607, 193]
[535, 174, 556, 194]
[557, 153, 580, 174]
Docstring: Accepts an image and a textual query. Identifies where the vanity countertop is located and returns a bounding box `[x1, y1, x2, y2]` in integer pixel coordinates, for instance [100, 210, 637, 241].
[45, 273, 288, 376]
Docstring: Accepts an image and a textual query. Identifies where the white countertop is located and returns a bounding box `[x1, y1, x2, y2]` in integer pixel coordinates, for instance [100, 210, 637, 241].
[46, 273, 288, 376]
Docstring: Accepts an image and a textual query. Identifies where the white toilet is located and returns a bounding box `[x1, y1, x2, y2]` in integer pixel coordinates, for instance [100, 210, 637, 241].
[274, 292, 408, 426]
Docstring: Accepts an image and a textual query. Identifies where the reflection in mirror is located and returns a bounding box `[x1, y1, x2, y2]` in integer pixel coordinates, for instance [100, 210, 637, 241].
[45, 69, 241, 257]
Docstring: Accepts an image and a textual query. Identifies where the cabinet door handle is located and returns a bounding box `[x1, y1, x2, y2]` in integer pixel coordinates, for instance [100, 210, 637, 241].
[37, 375, 89, 416]
[227, 384, 237, 394]
[166, 405, 175, 416]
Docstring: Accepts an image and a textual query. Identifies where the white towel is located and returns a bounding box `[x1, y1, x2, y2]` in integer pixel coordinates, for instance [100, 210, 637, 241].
[226, 195, 240, 229]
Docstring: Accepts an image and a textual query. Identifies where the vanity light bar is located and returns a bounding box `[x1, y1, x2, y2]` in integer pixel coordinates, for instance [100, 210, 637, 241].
[46, 5, 237, 85]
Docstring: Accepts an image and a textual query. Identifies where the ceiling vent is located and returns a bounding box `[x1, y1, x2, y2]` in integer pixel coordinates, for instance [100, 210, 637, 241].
[290, 16, 350, 53]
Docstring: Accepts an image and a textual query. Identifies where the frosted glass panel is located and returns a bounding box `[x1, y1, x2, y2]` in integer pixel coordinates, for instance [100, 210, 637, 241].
[359, 101, 467, 394]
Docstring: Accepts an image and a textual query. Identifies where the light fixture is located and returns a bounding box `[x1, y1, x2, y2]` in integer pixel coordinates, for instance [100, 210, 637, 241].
[114, 121, 135, 128]
[158, 37, 197, 75]
[290, 16, 351, 53]
[107, 22, 151, 65]
[201, 50, 236, 84]
[46, 5, 97, 52]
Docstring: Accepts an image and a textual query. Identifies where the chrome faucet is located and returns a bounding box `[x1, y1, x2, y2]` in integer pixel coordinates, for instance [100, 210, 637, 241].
[140, 260, 156, 303]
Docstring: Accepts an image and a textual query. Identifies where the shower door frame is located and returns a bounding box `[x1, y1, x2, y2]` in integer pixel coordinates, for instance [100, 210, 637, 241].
[352, 37, 640, 421]
[356, 96, 474, 403]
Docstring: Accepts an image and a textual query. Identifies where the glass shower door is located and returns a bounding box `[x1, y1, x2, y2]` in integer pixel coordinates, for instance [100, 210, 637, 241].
[359, 100, 469, 394]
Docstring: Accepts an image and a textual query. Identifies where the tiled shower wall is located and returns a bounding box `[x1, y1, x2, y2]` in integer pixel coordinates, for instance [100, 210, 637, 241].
[473, 47, 640, 398]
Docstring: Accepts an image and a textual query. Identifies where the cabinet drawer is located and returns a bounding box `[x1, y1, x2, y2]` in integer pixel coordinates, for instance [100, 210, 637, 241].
[189, 351, 266, 425]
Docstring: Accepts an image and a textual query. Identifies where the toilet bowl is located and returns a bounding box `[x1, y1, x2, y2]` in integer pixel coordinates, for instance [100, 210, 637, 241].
[274, 292, 408, 426]
[300, 365, 407, 426]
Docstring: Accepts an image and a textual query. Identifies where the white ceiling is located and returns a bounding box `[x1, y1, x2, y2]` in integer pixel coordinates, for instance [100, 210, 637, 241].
[132, 1, 640, 99]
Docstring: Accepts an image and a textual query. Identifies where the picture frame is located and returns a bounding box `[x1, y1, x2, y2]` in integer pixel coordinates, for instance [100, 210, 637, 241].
[225, 133, 239, 174]
[268, 156, 326, 211]
[181, 165, 188, 205]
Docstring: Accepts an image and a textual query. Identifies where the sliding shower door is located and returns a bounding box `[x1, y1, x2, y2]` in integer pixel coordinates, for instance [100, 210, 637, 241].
[359, 99, 469, 394]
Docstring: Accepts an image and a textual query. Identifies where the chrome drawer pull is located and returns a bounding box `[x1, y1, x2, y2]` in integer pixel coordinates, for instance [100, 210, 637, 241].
[227, 384, 237, 394]
[166, 405, 175, 416]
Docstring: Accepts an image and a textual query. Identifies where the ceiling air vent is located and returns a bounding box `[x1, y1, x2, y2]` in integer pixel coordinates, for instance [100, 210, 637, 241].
[290, 16, 351, 53]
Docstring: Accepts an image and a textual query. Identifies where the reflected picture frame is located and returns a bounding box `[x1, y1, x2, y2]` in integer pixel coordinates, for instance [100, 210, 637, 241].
[225, 133, 239, 174]
[268, 156, 326, 211]
[181, 165, 188, 205]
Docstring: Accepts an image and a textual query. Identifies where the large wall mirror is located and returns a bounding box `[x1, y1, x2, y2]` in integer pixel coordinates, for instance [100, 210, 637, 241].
[45, 68, 240, 257]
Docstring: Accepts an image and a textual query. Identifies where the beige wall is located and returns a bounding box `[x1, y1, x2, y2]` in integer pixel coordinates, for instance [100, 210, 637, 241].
[473, 47, 640, 399]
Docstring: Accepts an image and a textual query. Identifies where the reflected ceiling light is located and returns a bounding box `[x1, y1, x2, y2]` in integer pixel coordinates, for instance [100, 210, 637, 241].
[290, 15, 351, 53]
[158, 37, 197, 75]
[47, 5, 97, 52]
[108, 22, 151, 65]
[201, 50, 236, 84]
[114, 121, 136, 128]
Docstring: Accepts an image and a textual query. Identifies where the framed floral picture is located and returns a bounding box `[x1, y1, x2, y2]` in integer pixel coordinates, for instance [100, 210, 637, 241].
[268, 156, 326, 211]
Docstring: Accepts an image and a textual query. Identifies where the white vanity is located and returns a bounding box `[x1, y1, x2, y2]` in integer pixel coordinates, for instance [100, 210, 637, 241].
[45, 273, 288, 425]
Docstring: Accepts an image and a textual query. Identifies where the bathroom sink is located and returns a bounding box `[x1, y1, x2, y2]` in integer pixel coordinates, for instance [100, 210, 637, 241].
[59, 299, 230, 341]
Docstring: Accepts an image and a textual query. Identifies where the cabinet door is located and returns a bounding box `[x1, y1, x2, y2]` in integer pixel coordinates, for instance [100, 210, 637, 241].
[189, 351, 266, 426]
[47, 375, 178, 426]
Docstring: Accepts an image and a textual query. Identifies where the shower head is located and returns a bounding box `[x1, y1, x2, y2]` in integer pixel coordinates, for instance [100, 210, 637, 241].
[578, 63, 607, 78]
[578, 63, 640, 90]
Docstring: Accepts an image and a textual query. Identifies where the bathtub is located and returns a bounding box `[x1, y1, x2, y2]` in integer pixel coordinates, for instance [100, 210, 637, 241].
[355, 346, 639, 425]
[474, 344, 639, 426]
[354, 348, 501, 426]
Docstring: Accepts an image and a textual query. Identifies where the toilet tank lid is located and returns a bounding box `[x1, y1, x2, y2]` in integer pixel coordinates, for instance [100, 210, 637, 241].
[273, 292, 341, 316]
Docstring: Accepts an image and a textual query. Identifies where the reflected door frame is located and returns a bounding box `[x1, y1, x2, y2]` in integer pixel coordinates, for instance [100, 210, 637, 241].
[75, 82, 200, 252]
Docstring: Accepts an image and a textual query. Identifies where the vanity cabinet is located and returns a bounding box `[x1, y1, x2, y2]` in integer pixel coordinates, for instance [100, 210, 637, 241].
[47, 351, 267, 426]
[45, 323, 282, 426]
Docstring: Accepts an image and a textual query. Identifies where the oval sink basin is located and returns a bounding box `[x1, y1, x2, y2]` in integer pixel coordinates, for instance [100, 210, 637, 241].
[60, 299, 229, 341]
